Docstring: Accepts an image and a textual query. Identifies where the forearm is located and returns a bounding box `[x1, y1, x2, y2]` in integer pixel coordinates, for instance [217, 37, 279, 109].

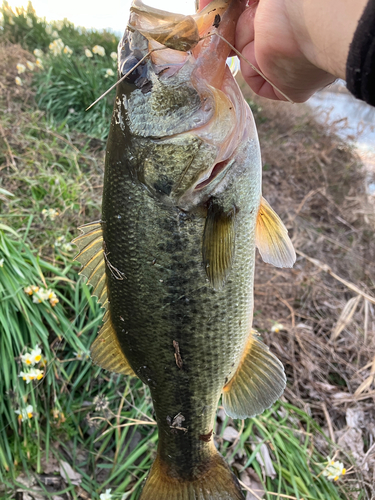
[285, 0, 368, 79]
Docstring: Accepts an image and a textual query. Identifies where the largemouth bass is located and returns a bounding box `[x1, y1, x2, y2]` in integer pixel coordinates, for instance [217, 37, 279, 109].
[74, 1, 296, 498]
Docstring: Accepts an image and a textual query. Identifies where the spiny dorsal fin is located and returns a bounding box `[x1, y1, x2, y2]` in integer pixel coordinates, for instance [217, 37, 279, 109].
[222, 330, 286, 419]
[255, 197, 296, 268]
[91, 311, 136, 376]
[202, 200, 235, 291]
[73, 222, 136, 377]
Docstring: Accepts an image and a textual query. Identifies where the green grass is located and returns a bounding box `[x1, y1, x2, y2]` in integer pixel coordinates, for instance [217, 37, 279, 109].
[0, 5, 361, 499]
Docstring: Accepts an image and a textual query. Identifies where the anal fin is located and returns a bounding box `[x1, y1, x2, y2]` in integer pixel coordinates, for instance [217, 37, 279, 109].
[256, 197, 296, 268]
[91, 311, 136, 377]
[223, 331, 286, 419]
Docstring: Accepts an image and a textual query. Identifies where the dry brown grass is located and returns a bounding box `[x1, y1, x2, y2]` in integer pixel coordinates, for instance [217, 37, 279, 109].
[239, 78, 375, 488]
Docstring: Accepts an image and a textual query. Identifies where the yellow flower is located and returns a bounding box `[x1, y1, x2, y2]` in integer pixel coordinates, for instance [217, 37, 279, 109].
[36, 58, 43, 69]
[15, 405, 34, 422]
[26, 60, 34, 71]
[33, 48, 43, 58]
[19, 368, 44, 384]
[63, 45, 73, 56]
[16, 63, 26, 74]
[92, 45, 105, 57]
[85, 49, 93, 58]
[110, 52, 117, 61]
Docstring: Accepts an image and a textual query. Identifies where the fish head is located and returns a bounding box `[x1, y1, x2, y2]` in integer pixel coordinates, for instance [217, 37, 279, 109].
[117, 0, 250, 211]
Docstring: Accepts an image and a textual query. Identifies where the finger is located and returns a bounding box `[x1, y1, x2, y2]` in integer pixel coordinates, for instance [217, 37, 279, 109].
[199, 0, 212, 9]
[235, 1, 258, 53]
[240, 42, 286, 101]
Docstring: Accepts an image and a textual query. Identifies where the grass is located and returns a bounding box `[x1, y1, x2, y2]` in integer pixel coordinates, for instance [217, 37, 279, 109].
[0, 4, 373, 499]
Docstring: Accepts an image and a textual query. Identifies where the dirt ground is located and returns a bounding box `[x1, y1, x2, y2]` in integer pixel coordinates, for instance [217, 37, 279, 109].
[239, 78, 375, 494]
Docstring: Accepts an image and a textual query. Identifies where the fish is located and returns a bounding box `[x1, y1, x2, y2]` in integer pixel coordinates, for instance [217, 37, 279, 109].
[73, 0, 296, 498]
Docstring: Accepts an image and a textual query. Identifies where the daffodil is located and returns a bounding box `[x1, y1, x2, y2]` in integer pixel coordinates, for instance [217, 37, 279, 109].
[24, 285, 39, 295]
[26, 16, 33, 28]
[105, 68, 114, 78]
[99, 489, 112, 500]
[48, 290, 59, 307]
[16, 63, 26, 74]
[15, 76, 23, 86]
[33, 48, 43, 58]
[110, 51, 117, 61]
[74, 350, 89, 360]
[271, 322, 285, 333]
[51, 30, 59, 38]
[0, 258, 4, 267]
[21, 345, 43, 366]
[63, 45, 73, 56]
[54, 235, 65, 247]
[45, 24, 52, 35]
[49, 38, 64, 56]
[15, 405, 34, 421]
[85, 49, 93, 58]
[323, 457, 346, 481]
[92, 45, 105, 57]
[19, 368, 44, 384]
[26, 60, 34, 71]
[61, 242, 73, 252]
[42, 207, 59, 220]
[35, 58, 43, 69]
[55, 20, 64, 31]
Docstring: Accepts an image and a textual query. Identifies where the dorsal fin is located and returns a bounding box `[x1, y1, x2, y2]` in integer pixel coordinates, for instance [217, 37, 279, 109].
[202, 200, 236, 291]
[73, 222, 136, 377]
[255, 197, 296, 268]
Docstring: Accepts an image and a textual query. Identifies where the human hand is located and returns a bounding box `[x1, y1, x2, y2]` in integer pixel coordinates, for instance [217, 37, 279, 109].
[200, 0, 366, 103]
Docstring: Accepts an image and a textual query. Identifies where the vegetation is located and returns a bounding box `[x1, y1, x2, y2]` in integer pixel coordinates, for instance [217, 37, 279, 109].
[0, 2, 374, 499]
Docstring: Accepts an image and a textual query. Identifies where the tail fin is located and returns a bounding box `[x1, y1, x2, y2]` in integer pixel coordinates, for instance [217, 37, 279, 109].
[140, 452, 244, 500]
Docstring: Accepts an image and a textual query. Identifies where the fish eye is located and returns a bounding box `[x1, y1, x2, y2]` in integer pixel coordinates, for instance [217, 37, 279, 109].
[120, 55, 144, 84]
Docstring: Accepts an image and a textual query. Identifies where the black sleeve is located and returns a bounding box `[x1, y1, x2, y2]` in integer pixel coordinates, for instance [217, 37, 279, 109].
[346, 0, 375, 106]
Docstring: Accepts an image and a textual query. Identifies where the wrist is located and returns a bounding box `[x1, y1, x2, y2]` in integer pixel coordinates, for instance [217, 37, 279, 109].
[287, 0, 368, 79]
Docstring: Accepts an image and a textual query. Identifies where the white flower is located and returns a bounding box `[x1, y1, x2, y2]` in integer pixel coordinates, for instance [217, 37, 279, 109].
[33, 48, 43, 58]
[100, 489, 112, 500]
[51, 30, 59, 38]
[85, 49, 93, 58]
[26, 60, 34, 71]
[110, 52, 117, 61]
[42, 207, 59, 220]
[26, 16, 33, 28]
[45, 24, 52, 35]
[0, 258, 4, 267]
[35, 58, 43, 69]
[21, 345, 42, 366]
[49, 38, 64, 56]
[19, 368, 44, 384]
[323, 457, 346, 481]
[55, 20, 64, 31]
[63, 45, 73, 56]
[74, 350, 89, 360]
[54, 235, 65, 247]
[92, 45, 105, 57]
[32, 287, 50, 303]
[61, 243, 73, 252]
[16, 63, 26, 74]
[24, 285, 39, 295]
[271, 323, 285, 333]
[15, 405, 34, 421]
[105, 68, 114, 78]
[15, 76, 23, 86]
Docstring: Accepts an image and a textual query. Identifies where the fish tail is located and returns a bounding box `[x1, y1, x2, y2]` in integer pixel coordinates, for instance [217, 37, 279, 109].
[139, 451, 244, 500]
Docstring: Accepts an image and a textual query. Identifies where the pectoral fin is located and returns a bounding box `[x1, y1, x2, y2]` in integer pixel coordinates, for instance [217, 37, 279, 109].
[202, 201, 235, 291]
[73, 221, 136, 377]
[256, 197, 296, 268]
[222, 331, 286, 419]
